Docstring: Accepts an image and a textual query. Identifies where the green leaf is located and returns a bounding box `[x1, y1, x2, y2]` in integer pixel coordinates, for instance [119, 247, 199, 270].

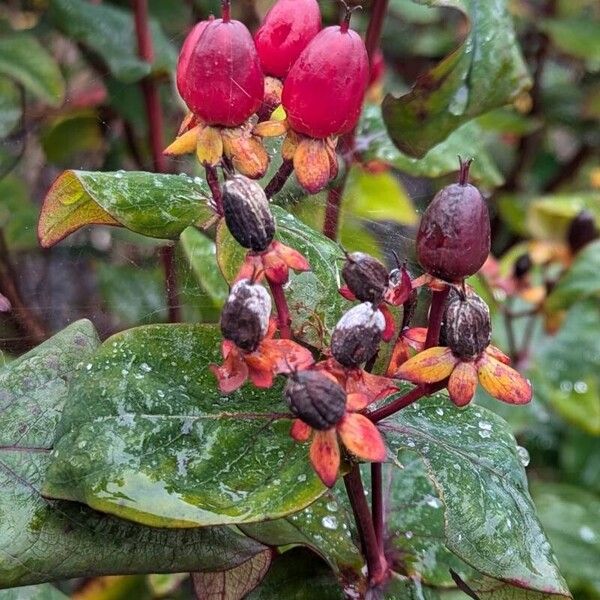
[531, 300, 600, 434]
[0, 585, 68, 600]
[0, 175, 38, 251]
[180, 227, 229, 310]
[217, 206, 347, 350]
[38, 170, 213, 247]
[0, 33, 65, 106]
[540, 19, 600, 66]
[527, 192, 600, 241]
[532, 483, 600, 595]
[560, 430, 600, 497]
[0, 78, 21, 138]
[546, 240, 600, 312]
[359, 105, 503, 188]
[381, 0, 531, 157]
[247, 549, 344, 600]
[47, 0, 177, 83]
[240, 491, 367, 596]
[43, 324, 326, 528]
[381, 396, 570, 597]
[0, 321, 267, 587]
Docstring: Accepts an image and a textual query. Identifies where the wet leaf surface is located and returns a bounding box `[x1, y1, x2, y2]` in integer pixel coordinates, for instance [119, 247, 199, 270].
[0, 321, 266, 587]
[43, 324, 325, 527]
[381, 0, 531, 157]
[0, 584, 68, 599]
[39, 171, 213, 247]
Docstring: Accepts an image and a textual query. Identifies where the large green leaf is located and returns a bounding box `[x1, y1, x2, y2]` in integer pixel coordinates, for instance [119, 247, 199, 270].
[533, 483, 600, 596]
[47, 0, 177, 83]
[530, 300, 600, 434]
[381, 396, 570, 597]
[560, 430, 600, 497]
[359, 106, 503, 187]
[217, 206, 347, 350]
[382, 0, 531, 157]
[0, 34, 65, 107]
[0, 321, 267, 587]
[546, 240, 600, 312]
[0, 585, 67, 600]
[43, 324, 325, 527]
[39, 171, 213, 247]
[540, 19, 600, 66]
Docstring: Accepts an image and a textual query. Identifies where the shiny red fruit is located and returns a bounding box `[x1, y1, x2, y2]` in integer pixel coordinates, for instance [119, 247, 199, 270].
[255, 0, 321, 79]
[176, 17, 263, 127]
[282, 24, 369, 139]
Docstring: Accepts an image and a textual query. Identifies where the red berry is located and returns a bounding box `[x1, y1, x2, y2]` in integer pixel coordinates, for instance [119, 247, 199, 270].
[255, 0, 321, 79]
[282, 23, 369, 139]
[176, 17, 263, 127]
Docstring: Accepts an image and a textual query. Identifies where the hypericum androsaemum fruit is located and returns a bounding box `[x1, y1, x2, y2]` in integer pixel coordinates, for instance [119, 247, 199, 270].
[222, 175, 275, 252]
[220, 279, 271, 352]
[444, 290, 491, 360]
[331, 302, 385, 368]
[166, 2, 268, 178]
[286, 371, 346, 431]
[254, 6, 368, 193]
[416, 158, 490, 283]
[255, 0, 321, 80]
[567, 209, 599, 255]
[342, 252, 389, 305]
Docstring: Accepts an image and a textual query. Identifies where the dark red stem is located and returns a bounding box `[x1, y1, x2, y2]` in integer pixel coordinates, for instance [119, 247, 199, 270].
[323, 183, 346, 240]
[365, 0, 389, 61]
[458, 157, 473, 186]
[368, 382, 444, 422]
[424, 286, 449, 349]
[265, 160, 294, 199]
[371, 462, 384, 553]
[268, 280, 292, 339]
[205, 165, 223, 215]
[132, 0, 180, 323]
[221, 0, 231, 22]
[344, 466, 388, 586]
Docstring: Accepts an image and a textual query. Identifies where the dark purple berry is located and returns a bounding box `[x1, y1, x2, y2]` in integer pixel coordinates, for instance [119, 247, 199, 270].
[285, 371, 346, 430]
[342, 252, 389, 304]
[567, 210, 599, 255]
[444, 290, 491, 359]
[331, 303, 385, 368]
[222, 175, 275, 252]
[514, 253, 532, 280]
[416, 158, 490, 283]
[220, 279, 271, 352]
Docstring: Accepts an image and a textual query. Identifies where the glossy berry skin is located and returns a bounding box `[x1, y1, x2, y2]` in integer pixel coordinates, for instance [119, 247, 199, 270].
[255, 0, 321, 79]
[285, 371, 346, 431]
[176, 18, 263, 127]
[417, 175, 490, 283]
[282, 25, 369, 139]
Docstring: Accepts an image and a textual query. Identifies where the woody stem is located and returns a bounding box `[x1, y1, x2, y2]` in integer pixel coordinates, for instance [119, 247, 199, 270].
[424, 286, 450, 349]
[344, 465, 388, 586]
[268, 280, 292, 339]
[265, 159, 293, 199]
[205, 166, 223, 216]
[371, 463, 384, 554]
[368, 382, 445, 423]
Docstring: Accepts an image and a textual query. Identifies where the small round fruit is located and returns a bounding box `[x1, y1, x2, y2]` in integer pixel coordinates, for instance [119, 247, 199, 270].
[342, 252, 389, 305]
[282, 19, 369, 139]
[220, 279, 272, 352]
[255, 0, 321, 79]
[416, 159, 490, 282]
[444, 291, 491, 359]
[331, 303, 385, 368]
[176, 16, 263, 127]
[222, 175, 275, 252]
[567, 210, 599, 255]
[285, 371, 346, 430]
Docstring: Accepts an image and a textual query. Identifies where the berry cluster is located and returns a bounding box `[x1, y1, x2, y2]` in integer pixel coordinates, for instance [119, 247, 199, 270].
[166, 0, 369, 194]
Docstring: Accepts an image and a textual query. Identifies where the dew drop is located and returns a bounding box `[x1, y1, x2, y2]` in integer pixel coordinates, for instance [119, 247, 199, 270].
[579, 525, 596, 542]
[435, 407, 444, 416]
[326, 501, 338, 512]
[478, 420, 492, 431]
[322, 516, 338, 530]
[478, 430, 491, 438]
[516, 445, 530, 467]
[405, 531, 414, 539]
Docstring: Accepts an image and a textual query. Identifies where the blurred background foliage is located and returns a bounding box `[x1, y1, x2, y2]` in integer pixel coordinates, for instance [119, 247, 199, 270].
[0, 0, 599, 597]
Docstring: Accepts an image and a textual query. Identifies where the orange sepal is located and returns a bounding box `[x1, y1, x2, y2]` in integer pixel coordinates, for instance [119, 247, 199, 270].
[380, 304, 396, 342]
[293, 138, 333, 194]
[396, 347, 458, 384]
[346, 392, 370, 412]
[339, 285, 356, 301]
[254, 119, 288, 138]
[346, 369, 397, 403]
[282, 130, 300, 161]
[291, 419, 312, 442]
[235, 253, 264, 283]
[178, 112, 200, 135]
[260, 339, 315, 374]
[164, 125, 200, 156]
[447, 361, 478, 407]
[196, 125, 223, 166]
[338, 413, 387, 463]
[247, 364, 274, 389]
[404, 327, 427, 350]
[485, 345, 511, 365]
[386, 339, 411, 376]
[477, 354, 532, 405]
[273, 241, 310, 272]
[262, 251, 290, 285]
[210, 344, 249, 393]
[310, 430, 340, 487]
[385, 268, 412, 306]
[324, 137, 339, 181]
[222, 129, 269, 180]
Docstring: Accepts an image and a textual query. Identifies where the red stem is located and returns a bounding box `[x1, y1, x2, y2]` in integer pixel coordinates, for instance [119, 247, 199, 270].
[371, 463, 384, 553]
[368, 383, 443, 422]
[365, 0, 389, 61]
[132, 0, 181, 323]
[322, 183, 346, 241]
[268, 280, 292, 339]
[205, 166, 223, 216]
[344, 466, 388, 586]
[265, 159, 294, 200]
[221, 0, 231, 22]
[424, 287, 449, 349]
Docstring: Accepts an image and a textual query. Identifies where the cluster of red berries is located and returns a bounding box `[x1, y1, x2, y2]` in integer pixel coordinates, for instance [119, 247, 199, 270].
[167, 0, 370, 194]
